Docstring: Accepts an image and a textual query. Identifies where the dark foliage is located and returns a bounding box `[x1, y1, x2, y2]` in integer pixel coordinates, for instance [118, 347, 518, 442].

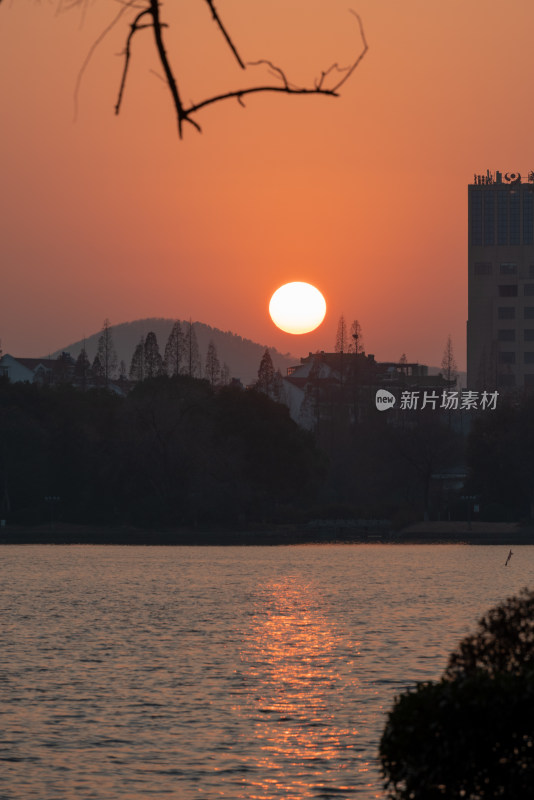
[445, 587, 534, 679]
[0, 376, 323, 527]
[380, 589, 534, 799]
[467, 394, 534, 519]
[380, 672, 534, 800]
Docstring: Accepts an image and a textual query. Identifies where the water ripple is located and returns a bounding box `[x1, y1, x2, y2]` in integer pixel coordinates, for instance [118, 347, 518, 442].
[1, 543, 532, 799]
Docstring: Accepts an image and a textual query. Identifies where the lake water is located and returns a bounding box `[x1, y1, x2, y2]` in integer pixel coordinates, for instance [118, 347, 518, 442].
[1, 544, 533, 800]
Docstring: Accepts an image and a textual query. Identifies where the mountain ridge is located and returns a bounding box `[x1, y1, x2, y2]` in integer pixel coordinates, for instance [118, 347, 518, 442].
[51, 318, 299, 385]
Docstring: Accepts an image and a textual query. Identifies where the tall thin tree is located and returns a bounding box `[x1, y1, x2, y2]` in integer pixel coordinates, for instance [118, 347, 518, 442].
[335, 315, 348, 354]
[257, 348, 275, 394]
[163, 320, 184, 377]
[96, 318, 118, 387]
[183, 320, 201, 378]
[204, 339, 221, 386]
[348, 319, 364, 354]
[92, 353, 104, 386]
[441, 335, 458, 385]
[74, 346, 91, 390]
[129, 338, 145, 382]
[144, 331, 164, 379]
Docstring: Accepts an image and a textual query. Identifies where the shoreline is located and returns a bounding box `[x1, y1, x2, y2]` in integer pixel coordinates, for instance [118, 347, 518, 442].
[1, 521, 534, 546]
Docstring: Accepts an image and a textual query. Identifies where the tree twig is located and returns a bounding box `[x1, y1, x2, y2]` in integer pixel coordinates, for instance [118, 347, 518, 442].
[330, 11, 368, 92]
[115, 8, 153, 116]
[203, 0, 245, 69]
[74, 0, 138, 122]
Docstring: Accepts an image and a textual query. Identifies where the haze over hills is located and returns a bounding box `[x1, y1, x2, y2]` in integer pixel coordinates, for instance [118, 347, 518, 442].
[49, 317, 466, 388]
[52, 319, 298, 385]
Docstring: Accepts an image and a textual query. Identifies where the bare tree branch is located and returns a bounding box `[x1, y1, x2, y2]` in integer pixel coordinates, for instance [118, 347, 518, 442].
[186, 83, 337, 117]
[73, 2, 369, 138]
[180, 9, 368, 133]
[115, 7, 153, 116]
[74, 0, 139, 122]
[203, 0, 245, 69]
[148, 0, 200, 136]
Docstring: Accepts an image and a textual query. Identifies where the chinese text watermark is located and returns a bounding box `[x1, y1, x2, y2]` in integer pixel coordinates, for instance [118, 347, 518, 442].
[375, 389, 499, 412]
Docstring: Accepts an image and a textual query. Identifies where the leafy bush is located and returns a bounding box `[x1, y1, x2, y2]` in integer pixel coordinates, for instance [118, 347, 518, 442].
[445, 587, 534, 680]
[380, 589, 534, 799]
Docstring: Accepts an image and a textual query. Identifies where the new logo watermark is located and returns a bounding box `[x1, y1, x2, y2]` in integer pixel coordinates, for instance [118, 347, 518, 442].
[375, 389, 499, 411]
[375, 390, 396, 411]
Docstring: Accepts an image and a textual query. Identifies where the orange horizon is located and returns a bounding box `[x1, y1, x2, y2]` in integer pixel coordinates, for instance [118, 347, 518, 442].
[2, 1, 534, 370]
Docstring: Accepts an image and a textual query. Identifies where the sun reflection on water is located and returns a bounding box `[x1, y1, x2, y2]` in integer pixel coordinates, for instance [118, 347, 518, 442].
[235, 577, 370, 799]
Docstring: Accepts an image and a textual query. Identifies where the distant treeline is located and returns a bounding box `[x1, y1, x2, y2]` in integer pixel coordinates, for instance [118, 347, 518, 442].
[1, 373, 533, 529]
[0, 375, 323, 527]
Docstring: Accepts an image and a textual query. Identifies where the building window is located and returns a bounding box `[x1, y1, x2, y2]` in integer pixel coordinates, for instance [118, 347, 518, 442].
[474, 262, 492, 275]
[525, 285, 534, 296]
[525, 330, 534, 341]
[525, 353, 534, 364]
[497, 190, 508, 245]
[498, 307, 515, 319]
[499, 285, 518, 297]
[498, 373, 516, 387]
[510, 190, 520, 245]
[529, 265, 534, 278]
[470, 190, 483, 246]
[499, 352, 516, 364]
[525, 307, 534, 319]
[498, 329, 515, 341]
[525, 374, 534, 387]
[500, 263, 517, 275]
[484, 191, 495, 245]
[524, 191, 534, 245]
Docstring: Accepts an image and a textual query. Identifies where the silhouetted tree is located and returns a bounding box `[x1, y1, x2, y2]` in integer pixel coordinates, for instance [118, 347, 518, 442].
[257, 349, 274, 394]
[348, 319, 364, 353]
[91, 353, 104, 385]
[380, 589, 534, 799]
[129, 339, 145, 382]
[143, 331, 163, 379]
[163, 320, 184, 377]
[96, 318, 118, 386]
[204, 339, 221, 386]
[183, 321, 201, 378]
[445, 587, 534, 679]
[74, 347, 91, 389]
[335, 314, 348, 354]
[441, 334, 458, 384]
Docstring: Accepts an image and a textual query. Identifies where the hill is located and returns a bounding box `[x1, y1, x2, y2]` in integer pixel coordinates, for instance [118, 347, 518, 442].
[52, 318, 298, 385]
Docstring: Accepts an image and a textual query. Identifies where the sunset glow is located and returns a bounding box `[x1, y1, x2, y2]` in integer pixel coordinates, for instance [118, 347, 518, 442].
[3, 1, 534, 368]
[269, 282, 327, 334]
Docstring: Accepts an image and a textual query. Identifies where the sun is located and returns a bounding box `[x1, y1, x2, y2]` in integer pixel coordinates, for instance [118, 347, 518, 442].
[269, 282, 327, 334]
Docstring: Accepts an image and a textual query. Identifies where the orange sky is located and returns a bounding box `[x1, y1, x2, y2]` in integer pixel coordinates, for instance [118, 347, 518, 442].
[2, 0, 534, 370]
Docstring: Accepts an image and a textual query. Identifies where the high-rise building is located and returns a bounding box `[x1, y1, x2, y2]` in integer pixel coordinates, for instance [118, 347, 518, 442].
[467, 170, 534, 390]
